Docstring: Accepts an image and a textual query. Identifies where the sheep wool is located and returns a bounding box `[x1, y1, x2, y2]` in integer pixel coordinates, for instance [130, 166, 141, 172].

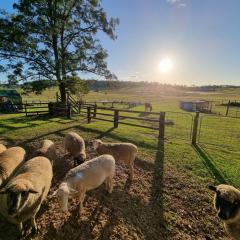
[0, 156, 53, 236]
[0, 144, 6, 154]
[93, 139, 138, 180]
[64, 132, 86, 166]
[0, 146, 25, 187]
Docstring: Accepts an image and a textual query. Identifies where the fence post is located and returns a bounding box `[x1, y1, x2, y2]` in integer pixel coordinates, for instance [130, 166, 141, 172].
[93, 104, 97, 118]
[67, 103, 71, 119]
[87, 107, 91, 123]
[158, 112, 165, 142]
[56, 92, 59, 103]
[114, 110, 119, 128]
[78, 102, 81, 114]
[225, 100, 230, 116]
[24, 104, 27, 116]
[192, 111, 200, 145]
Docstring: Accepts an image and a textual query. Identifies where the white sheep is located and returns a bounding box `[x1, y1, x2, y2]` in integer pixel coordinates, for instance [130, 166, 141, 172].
[52, 154, 115, 216]
[0, 156, 53, 237]
[35, 139, 56, 165]
[0, 143, 6, 154]
[0, 146, 26, 187]
[92, 139, 138, 180]
[64, 132, 86, 166]
[209, 184, 240, 240]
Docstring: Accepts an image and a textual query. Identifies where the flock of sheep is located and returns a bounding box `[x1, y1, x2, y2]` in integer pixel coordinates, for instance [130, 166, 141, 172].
[0, 132, 138, 238]
[0, 133, 240, 239]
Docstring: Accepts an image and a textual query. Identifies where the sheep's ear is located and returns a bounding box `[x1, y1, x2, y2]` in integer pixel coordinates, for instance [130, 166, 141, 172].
[69, 188, 78, 194]
[28, 188, 38, 194]
[208, 185, 217, 192]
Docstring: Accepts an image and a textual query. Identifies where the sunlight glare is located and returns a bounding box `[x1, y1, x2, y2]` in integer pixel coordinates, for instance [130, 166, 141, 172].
[159, 58, 173, 73]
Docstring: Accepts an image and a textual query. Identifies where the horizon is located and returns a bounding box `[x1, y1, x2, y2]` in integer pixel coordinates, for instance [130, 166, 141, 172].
[0, 0, 240, 86]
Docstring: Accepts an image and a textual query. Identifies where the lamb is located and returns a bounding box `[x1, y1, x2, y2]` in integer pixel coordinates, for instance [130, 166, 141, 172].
[52, 154, 115, 216]
[209, 184, 240, 240]
[64, 132, 86, 166]
[0, 146, 26, 187]
[35, 139, 56, 165]
[0, 156, 53, 237]
[0, 143, 7, 153]
[92, 139, 138, 180]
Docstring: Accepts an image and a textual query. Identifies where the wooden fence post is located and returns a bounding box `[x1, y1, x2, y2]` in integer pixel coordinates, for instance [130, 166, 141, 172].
[78, 102, 81, 114]
[225, 100, 230, 116]
[24, 104, 27, 116]
[192, 111, 200, 145]
[87, 107, 91, 123]
[67, 103, 71, 119]
[56, 92, 59, 103]
[93, 104, 97, 118]
[158, 112, 165, 142]
[114, 110, 119, 128]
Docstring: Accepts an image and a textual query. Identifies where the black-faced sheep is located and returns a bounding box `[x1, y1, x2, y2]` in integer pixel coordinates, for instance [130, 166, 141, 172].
[35, 139, 56, 165]
[64, 132, 86, 166]
[0, 144, 6, 154]
[52, 154, 115, 216]
[209, 184, 240, 240]
[0, 147, 26, 187]
[92, 139, 137, 180]
[0, 156, 53, 237]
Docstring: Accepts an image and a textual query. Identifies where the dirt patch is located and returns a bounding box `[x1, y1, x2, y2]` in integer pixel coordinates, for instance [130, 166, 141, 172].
[0, 130, 228, 240]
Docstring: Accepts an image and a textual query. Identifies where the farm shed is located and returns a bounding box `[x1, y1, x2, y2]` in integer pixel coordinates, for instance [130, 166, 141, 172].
[180, 100, 209, 112]
[0, 89, 22, 106]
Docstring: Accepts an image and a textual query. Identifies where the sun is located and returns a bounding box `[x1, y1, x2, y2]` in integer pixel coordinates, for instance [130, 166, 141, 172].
[159, 58, 173, 73]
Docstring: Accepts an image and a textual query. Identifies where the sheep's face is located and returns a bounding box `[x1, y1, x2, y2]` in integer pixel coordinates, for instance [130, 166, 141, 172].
[209, 184, 240, 223]
[74, 152, 86, 165]
[92, 139, 102, 151]
[0, 187, 38, 216]
[55, 187, 70, 213]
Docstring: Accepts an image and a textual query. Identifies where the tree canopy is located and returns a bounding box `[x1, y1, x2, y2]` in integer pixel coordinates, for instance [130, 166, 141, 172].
[0, 0, 118, 101]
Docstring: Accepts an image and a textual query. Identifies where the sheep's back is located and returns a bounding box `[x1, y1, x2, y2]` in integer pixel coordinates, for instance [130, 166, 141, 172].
[0, 144, 6, 154]
[65, 132, 85, 156]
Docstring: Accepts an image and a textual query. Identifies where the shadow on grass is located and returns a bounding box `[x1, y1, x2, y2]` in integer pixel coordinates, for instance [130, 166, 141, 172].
[192, 144, 229, 184]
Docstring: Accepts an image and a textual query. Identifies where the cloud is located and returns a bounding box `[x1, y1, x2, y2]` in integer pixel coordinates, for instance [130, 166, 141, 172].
[166, 0, 181, 4]
[166, 0, 187, 7]
[179, 3, 187, 7]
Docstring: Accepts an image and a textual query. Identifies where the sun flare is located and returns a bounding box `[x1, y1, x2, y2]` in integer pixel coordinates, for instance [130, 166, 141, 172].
[159, 58, 173, 73]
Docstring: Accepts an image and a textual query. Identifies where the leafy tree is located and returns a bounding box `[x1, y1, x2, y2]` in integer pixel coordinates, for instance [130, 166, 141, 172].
[0, 0, 118, 101]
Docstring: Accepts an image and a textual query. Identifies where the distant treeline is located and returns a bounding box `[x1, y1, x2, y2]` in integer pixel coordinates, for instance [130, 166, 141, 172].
[1, 80, 240, 92]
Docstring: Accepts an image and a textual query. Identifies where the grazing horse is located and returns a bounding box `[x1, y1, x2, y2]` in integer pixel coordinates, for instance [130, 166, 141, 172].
[145, 102, 152, 112]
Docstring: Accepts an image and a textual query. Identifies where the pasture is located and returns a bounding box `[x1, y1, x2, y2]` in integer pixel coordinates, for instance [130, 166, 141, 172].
[0, 86, 239, 239]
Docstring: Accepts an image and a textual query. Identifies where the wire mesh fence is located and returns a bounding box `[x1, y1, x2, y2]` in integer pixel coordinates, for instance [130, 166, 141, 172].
[198, 114, 240, 149]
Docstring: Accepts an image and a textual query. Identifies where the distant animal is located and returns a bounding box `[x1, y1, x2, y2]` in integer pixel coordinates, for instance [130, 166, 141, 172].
[0, 156, 53, 237]
[51, 154, 115, 216]
[92, 139, 138, 180]
[0, 144, 7, 154]
[35, 139, 56, 166]
[209, 184, 240, 240]
[145, 102, 152, 112]
[0, 147, 26, 187]
[64, 132, 86, 166]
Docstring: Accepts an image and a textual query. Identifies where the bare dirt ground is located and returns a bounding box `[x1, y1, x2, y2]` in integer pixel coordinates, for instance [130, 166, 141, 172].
[0, 130, 228, 240]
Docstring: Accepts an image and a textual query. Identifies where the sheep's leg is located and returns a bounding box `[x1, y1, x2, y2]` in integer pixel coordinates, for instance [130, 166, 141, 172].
[30, 216, 38, 235]
[17, 222, 24, 237]
[78, 191, 85, 216]
[107, 175, 114, 194]
[128, 163, 134, 181]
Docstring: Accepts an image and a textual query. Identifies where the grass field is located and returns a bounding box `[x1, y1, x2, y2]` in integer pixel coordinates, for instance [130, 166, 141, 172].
[0, 86, 239, 239]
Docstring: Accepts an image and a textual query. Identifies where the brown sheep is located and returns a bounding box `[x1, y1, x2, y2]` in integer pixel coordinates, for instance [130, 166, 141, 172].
[64, 132, 86, 166]
[92, 139, 137, 180]
[0, 144, 7, 154]
[209, 184, 240, 240]
[0, 147, 26, 187]
[0, 156, 53, 237]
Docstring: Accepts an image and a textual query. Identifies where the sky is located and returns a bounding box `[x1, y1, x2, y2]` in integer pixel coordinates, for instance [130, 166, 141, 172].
[0, 0, 240, 86]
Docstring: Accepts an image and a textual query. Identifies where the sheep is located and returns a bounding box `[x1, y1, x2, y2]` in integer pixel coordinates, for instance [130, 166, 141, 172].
[35, 139, 56, 165]
[209, 184, 240, 240]
[0, 146, 26, 187]
[0, 156, 53, 237]
[92, 139, 138, 180]
[51, 154, 115, 216]
[0, 143, 7, 154]
[64, 132, 86, 166]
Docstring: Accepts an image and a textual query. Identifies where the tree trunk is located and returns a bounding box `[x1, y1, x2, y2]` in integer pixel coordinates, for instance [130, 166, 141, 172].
[59, 81, 66, 102]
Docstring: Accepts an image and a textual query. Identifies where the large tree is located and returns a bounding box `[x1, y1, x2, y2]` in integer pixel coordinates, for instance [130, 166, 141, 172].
[0, 0, 118, 101]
